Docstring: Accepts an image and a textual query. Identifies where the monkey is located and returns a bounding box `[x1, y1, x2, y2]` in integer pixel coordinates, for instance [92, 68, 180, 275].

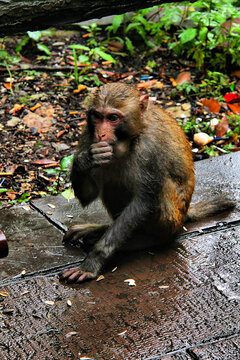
[59, 82, 235, 284]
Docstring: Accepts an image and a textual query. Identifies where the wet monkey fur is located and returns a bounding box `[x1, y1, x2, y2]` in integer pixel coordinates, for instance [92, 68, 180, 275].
[59, 83, 235, 284]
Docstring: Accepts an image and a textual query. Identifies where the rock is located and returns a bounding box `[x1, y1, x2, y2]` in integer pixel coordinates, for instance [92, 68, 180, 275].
[193, 132, 214, 146]
[6, 116, 20, 127]
[52, 142, 70, 152]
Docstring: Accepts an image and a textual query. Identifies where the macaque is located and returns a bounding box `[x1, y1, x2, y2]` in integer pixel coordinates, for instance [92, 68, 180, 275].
[59, 83, 234, 284]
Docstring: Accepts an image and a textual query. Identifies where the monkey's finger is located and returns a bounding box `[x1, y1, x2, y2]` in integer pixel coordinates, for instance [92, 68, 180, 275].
[63, 230, 82, 245]
[59, 267, 79, 280]
[67, 270, 84, 283]
[77, 271, 97, 283]
[93, 152, 113, 159]
[91, 145, 113, 154]
[92, 141, 109, 147]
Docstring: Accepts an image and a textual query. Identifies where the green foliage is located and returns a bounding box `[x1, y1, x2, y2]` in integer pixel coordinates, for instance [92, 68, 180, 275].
[16, 30, 52, 57]
[203, 145, 218, 157]
[45, 155, 74, 195]
[60, 154, 74, 171]
[173, 71, 231, 99]
[159, 0, 240, 69]
[227, 114, 240, 135]
[105, 0, 240, 68]
[69, 41, 115, 85]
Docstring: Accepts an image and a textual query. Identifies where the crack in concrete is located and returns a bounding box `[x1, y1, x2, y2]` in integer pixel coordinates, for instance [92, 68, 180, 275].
[145, 330, 240, 359]
[29, 200, 68, 233]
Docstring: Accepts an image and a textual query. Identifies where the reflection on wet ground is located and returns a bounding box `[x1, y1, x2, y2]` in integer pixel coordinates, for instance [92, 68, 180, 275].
[0, 152, 239, 359]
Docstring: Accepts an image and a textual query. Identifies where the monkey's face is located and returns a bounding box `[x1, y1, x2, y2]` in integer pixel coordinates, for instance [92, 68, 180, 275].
[88, 106, 124, 145]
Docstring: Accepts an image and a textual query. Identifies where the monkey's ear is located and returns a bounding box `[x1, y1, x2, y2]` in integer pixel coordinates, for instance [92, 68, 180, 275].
[139, 94, 149, 112]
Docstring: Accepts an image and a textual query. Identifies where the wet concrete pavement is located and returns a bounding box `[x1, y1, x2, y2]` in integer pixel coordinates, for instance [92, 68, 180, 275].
[0, 152, 239, 359]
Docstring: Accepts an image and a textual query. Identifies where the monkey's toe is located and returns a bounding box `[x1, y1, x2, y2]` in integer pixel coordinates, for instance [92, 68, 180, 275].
[59, 267, 97, 284]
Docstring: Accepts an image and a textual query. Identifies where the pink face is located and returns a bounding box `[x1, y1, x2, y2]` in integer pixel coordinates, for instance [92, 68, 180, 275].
[90, 107, 124, 143]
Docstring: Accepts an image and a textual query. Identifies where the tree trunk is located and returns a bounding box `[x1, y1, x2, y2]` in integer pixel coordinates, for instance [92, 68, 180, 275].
[0, 0, 190, 36]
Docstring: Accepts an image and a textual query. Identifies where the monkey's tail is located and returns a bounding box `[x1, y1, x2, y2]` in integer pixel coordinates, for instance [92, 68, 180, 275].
[185, 197, 236, 223]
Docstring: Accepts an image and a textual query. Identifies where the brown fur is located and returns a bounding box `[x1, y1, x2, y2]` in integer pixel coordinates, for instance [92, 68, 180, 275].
[59, 83, 233, 284]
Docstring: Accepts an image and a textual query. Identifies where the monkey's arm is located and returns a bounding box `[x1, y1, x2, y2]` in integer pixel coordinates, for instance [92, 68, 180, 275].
[71, 150, 99, 207]
[60, 183, 156, 283]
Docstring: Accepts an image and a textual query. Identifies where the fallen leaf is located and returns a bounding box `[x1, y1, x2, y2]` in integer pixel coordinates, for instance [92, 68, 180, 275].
[0, 291, 8, 297]
[215, 116, 229, 137]
[43, 300, 55, 305]
[32, 159, 58, 166]
[181, 103, 191, 111]
[193, 132, 214, 146]
[67, 299, 72, 307]
[22, 205, 31, 211]
[224, 93, 240, 103]
[202, 99, 221, 113]
[96, 275, 105, 282]
[137, 79, 157, 89]
[228, 103, 240, 115]
[175, 71, 191, 85]
[6, 116, 20, 127]
[4, 82, 14, 91]
[118, 330, 127, 336]
[11, 104, 24, 115]
[30, 103, 41, 112]
[6, 191, 16, 200]
[108, 41, 123, 50]
[48, 203, 56, 209]
[124, 279, 136, 286]
[73, 84, 87, 94]
[170, 77, 177, 87]
[65, 331, 78, 338]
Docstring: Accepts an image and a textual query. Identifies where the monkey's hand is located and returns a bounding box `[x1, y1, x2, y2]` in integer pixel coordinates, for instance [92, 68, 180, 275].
[59, 267, 97, 283]
[90, 141, 113, 166]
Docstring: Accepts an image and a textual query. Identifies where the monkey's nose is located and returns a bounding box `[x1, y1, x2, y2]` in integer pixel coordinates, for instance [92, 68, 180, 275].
[97, 133, 107, 141]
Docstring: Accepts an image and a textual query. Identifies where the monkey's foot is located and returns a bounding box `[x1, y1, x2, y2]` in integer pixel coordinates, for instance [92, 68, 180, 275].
[59, 267, 97, 284]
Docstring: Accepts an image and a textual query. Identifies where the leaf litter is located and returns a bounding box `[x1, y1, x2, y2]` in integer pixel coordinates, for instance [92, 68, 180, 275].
[0, 28, 239, 209]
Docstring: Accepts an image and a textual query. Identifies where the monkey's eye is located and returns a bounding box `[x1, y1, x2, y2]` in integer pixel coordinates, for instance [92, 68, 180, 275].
[108, 114, 119, 122]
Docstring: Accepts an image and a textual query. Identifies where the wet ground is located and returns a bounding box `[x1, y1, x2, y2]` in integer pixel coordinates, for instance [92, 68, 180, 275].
[0, 152, 240, 360]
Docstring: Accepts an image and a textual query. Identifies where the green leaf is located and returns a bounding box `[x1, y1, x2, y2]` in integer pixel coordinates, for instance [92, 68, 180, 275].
[125, 37, 134, 55]
[60, 154, 74, 171]
[112, 14, 124, 33]
[78, 54, 90, 63]
[69, 44, 90, 51]
[179, 28, 197, 44]
[16, 37, 29, 54]
[94, 48, 116, 63]
[199, 27, 208, 41]
[45, 169, 59, 175]
[125, 22, 141, 33]
[27, 31, 42, 41]
[37, 44, 51, 55]
[61, 188, 75, 201]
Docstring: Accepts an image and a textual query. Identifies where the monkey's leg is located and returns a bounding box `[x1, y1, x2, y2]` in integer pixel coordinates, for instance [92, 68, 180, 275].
[63, 223, 109, 248]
